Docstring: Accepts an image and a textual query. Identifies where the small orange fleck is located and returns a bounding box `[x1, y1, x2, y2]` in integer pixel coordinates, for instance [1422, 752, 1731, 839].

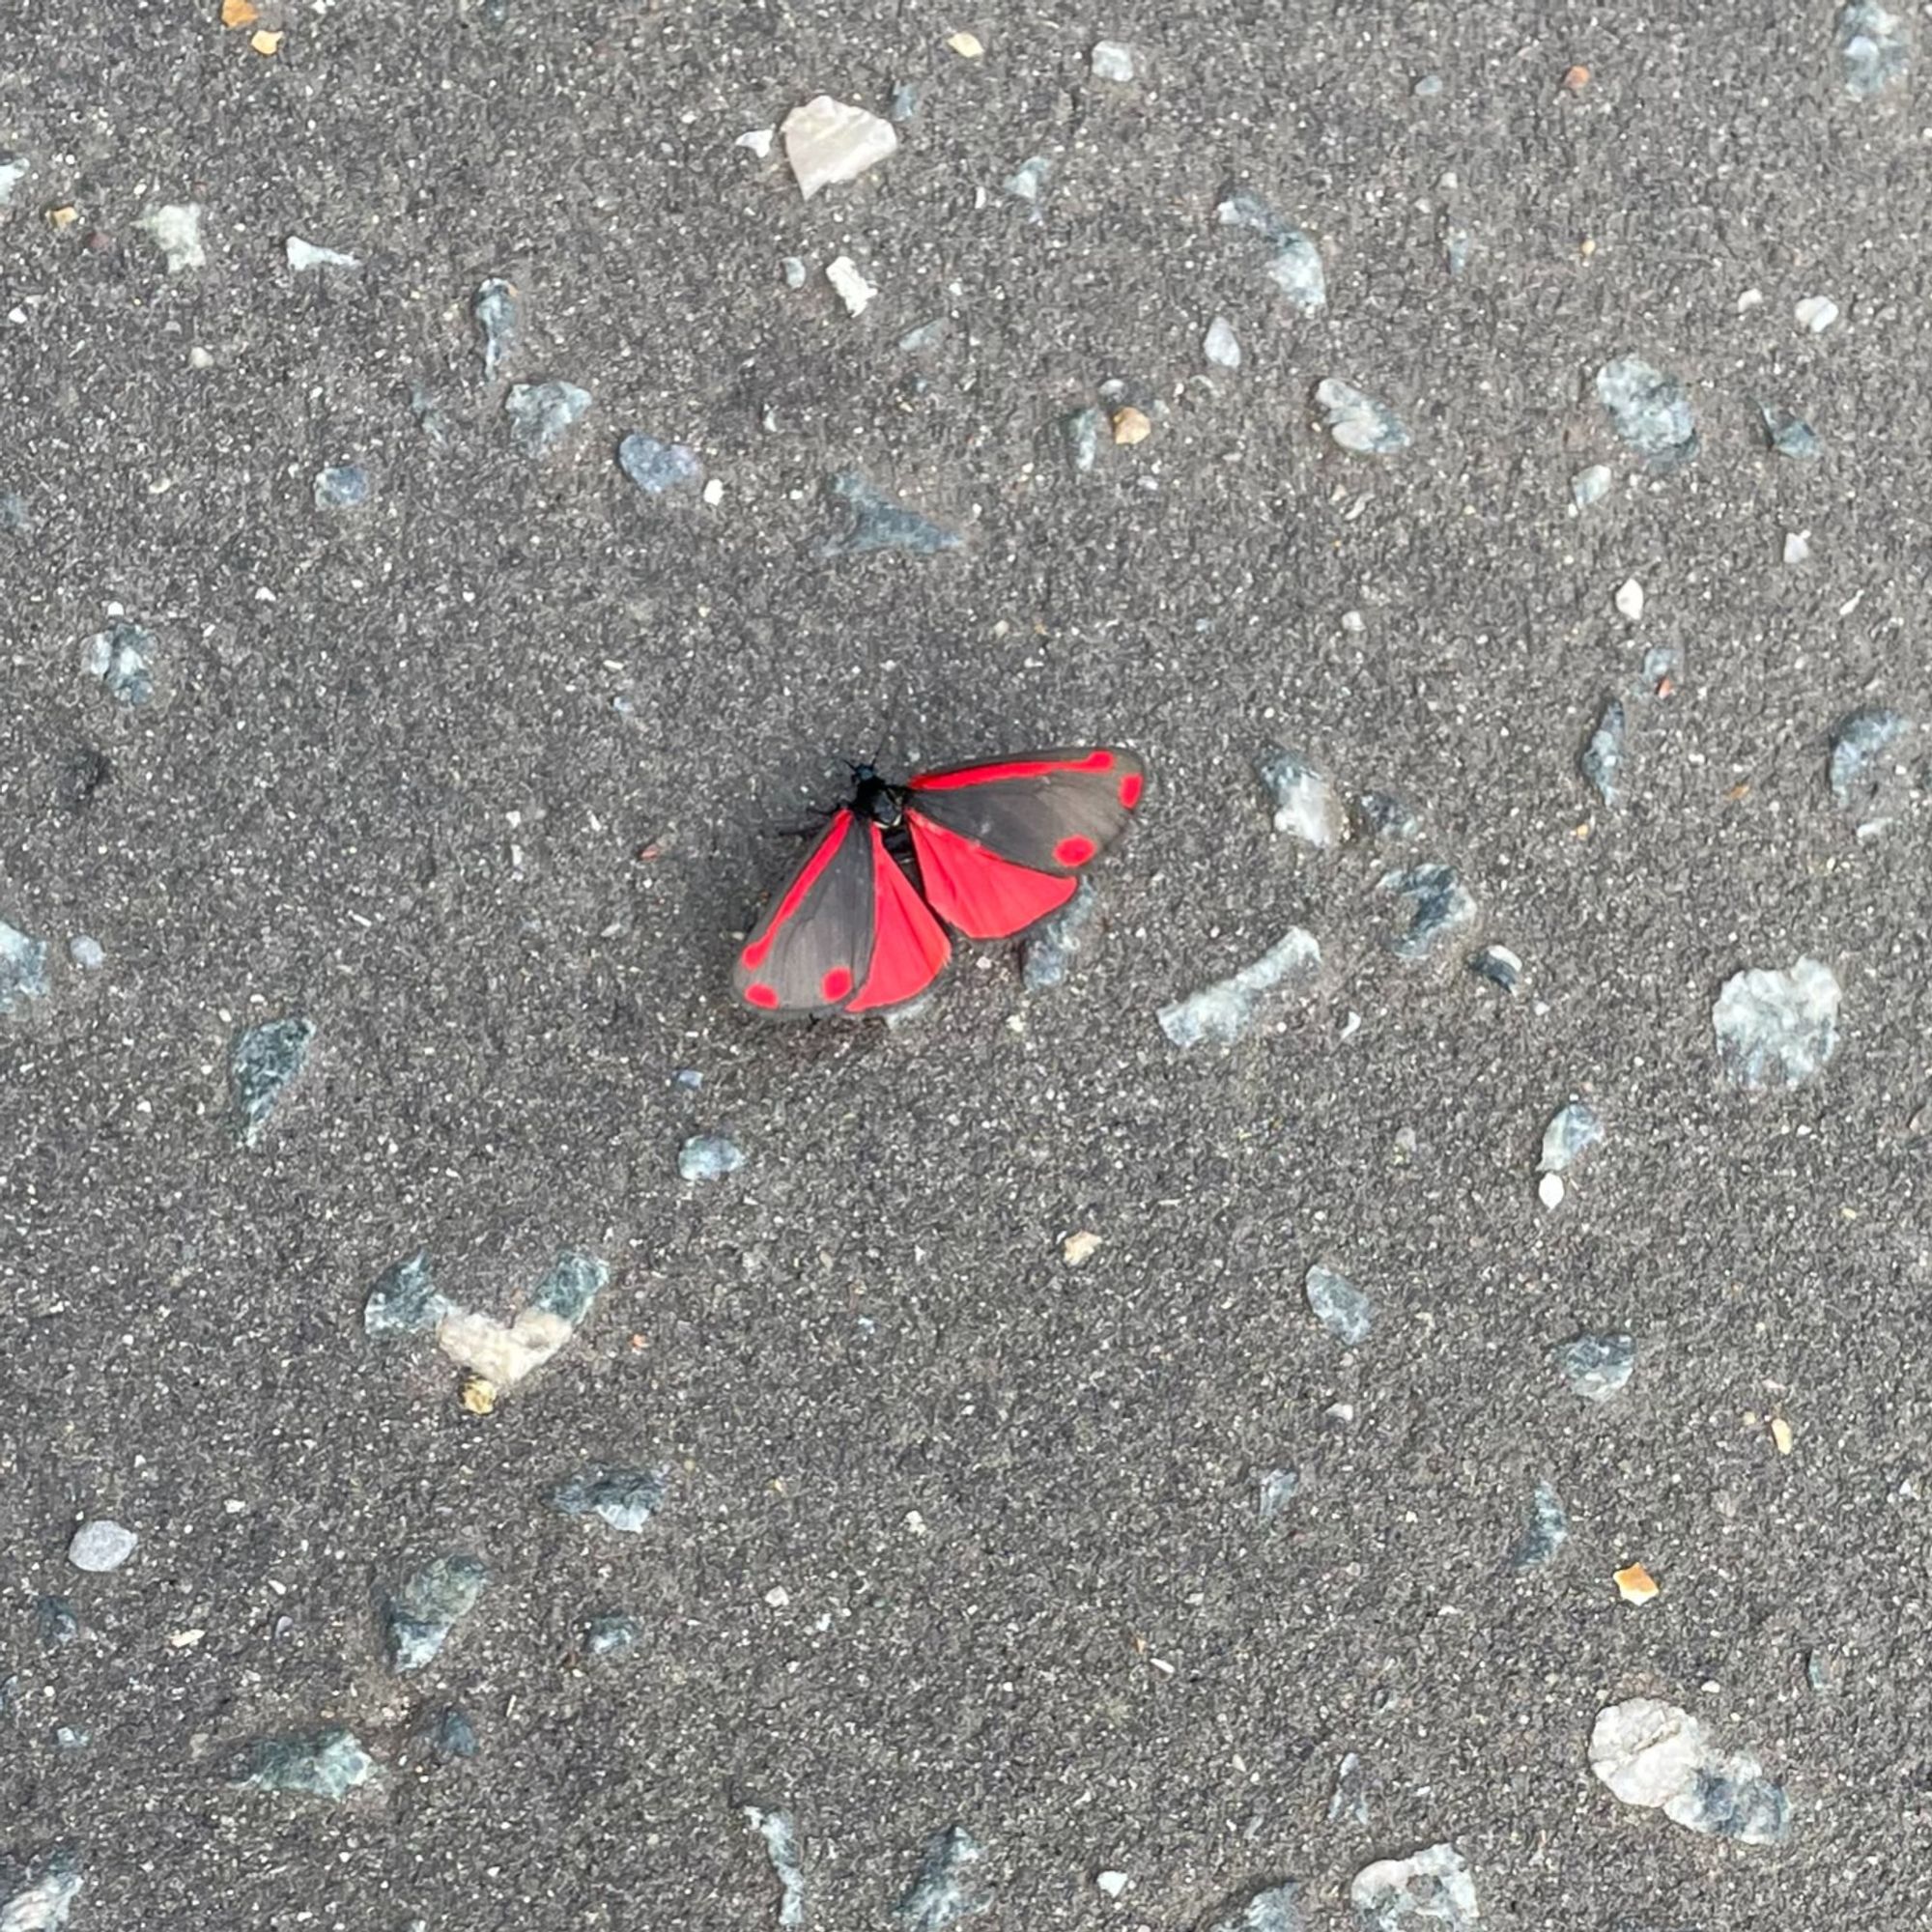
[1614, 1561, 1659, 1605]
[250, 26, 283, 53]
[220, 0, 259, 24]
[458, 1373, 497, 1415]
[1654, 673, 1677, 698]
[1563, 64, 1591, 92]
[1724, 781, 1751, 804]
[628, 1333, 646, 1351]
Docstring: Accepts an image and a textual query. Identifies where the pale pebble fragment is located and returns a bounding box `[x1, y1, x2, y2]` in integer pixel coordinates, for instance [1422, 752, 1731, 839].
[1091, 40, 1135, 81]
[285, 236, 360, 270]
[734, 128, 775, 157]
[1315, 378, 1409, 454]
[1305, 1264, 1373, 1347]
[1508, 1479, 1569, 1571]
[138, 202, 205, 271]
[384, 1553, 489, 1673]
[1258, 1467, 1299, 1521]
[553, 1465, 669, 1534]
[1589, 1698, 1791, 1844]
[1837, 0, 1909, 97]
[363, 1252, 448, 1335]
[68, 936, 105, 971]
[1552, 1332, 1634, 1401]
[313, 465, 371, 511]
[781, 256, 808, 290]
[474, 277, 519, 378]
[1795, 295, 1840, 333]
[83, 621, 156, 706]
[1062, 406, 1104, 473]
[1350, 1843, 1479, 1929]
[746, 1806, 808, 1928]
[1539, 1099, 1605, 1177]
[1380, 865, 1474, 961]
[1783, 529, 1811, 565]
[1206, 1882, 1302, 1932]
[781, 96, 898, 200]
[505, 381, 591, 458]
[1157, 928, 1321, 1047]
[0, 921, 50, 1014]
[1571, 464, 1612, 509]
[1714, 956, 1841, 1089]
[680, 1132, 745, 1180]
[231, 1016, 315, 1146]
[1003, 156, 1051, 203]
[67, 1520, 137, 1573]
[895, 1826, 988, 1929]
[1021, 879, 1101, 989]
[1537, 1173, 1565, 1210]
[1468, 944, 1521, 994]
[0, 155, 28, 207]
[239, 1728, 378, 1802]
[617, 434, 704, 496]
[1254, 748, 1343, 845]
[1580, 698, 1626, 806]
[1828, 706, 1911, 823]
[0, 1848, 83, 1930]
[1202, 317, 1241, 368]
[1760, 405, 1822, 459]
[817, 472, 962, 558]
[1614, 577, 1644, 622]
[1095, 1872, 1130, 1899]
[1216, 191, 1326, 314]
[1596, 355, 1696, 466]
[826, 255, 878, 315]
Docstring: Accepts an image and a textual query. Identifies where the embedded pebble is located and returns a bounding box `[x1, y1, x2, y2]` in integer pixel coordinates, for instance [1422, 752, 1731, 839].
[1714, 956, 1841, 1089]
[781, 256, 808, 290]
[231, 1016, 315, 1146]
[1837, 0, 1908, 98]
[1571, 464, 1612, 509]
[68, 936, 104, 971]
[1094, 1871, 1130, 1899]
[1003, 156, 1051, 204]
[1091, 41, 1135, 82]
[474, 278, 520, 379]
[898, 318, 949, 353]
[1062, 407, 1105, 473]
[826, 255, 878, 315]
[1539, 1100, 1605, 1176]
[1828, 706, 1910, 826]
[1589, 1698, 1791, 1844]
[734, 128, 775, 157]
[817, 472, 963, 558]
[1613, 577, 1644, 622]
[506, 381, 591, 458]
[313, 464, 371, 511]
[1443, 216, 1473, 277]
[1355, 793, 1420, 841]
[782, 98, 896, 201]
[1021, 879, 1101, 990]
[0, 155, 28, 207]
[1254, 748, 1344, 845]
[37, 1598, 80, 1648]
[1783, 529, 1811, 565]
[362, 1251, 448, 1335]
[426, 1707, 478, 1759]
[1315, 378, 1410, 454]
[1553, 1333, 1635, 1402]
[0, 490, 30, 534]
[1380, 865, 1475, 961]
[1304, 1264, 1373, 1347]
[1596, 355, 1696, 465]
[1350, 1843, 1480, 1928]
[1258, 1467, 1299, 1521]
[1413, 72, 1444, 99]
[553, 1465, 669, 1534]
[1328, 1753, 1369, 1827]
[889, 83, 922, 123]
[410, 383, 452, 445]
[285, 236, 360, 270]
[1204, 317, 1241, 368]
[1795, 295, 1840, 334]
[434, 1250, 605, 1391]
[618, 434, 704, 496]
[1157, 927, 1321, 1047]
[384, 1553, 488, 1673]
[1217, 191, 1327, 314]
[1508, 1480, 1570, 1571]
[680, 1132, 745, 1180]
[746, 1805, 808, 1928]
[1761, 405, 1822, 459]
[1579, 698, 1626, 806]
[1537, 1172, 1565, 1210]
[239, 1728, 378, 1801]
[83, 621, 156, 706]
[0, 1849, 82, 1931]
[895, 1826, 988, 1929]
[68, 1520, 137, 1573]
[1467, 944, 1521, 995]
[137, 202, 205, 271]
[1642, 642, 1683, 691]
[1204, 1884, 1303, 1932]
[585, 1613, 641, 1659]
[0, 920, 50, 1014]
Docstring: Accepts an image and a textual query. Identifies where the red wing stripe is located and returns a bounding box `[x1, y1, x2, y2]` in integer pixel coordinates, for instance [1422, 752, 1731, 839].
[908, 750, 1115, 791]
[906, 810, 1077, 941]
[740, 810, 852, 968]
[845, 825, 952, 1012]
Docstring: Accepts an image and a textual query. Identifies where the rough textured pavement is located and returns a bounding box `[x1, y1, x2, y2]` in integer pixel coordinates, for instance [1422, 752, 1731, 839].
[4, 2, 1930, 1926]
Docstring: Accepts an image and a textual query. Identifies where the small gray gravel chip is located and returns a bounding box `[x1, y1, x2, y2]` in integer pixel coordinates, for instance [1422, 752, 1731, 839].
[1759, 404, 1822, 460]
[585, 1613, 641, 1660]
[1349, 1842, 1480, 1928]
[1328, 1752, 1369, 1827]
[1315, 377, 1410, 454]
[1713, 956, 1841, 1089]
[68, 936, 104, 971]
[384, 1553, 489, 1673]
[679, 1132, 745, 1181]
[1061, 406, 1105, 473]
[617, 433, 704, 495]
[1205, 1880, 1304, 1932]
[1216, 190, 1326, 314]
[474, 277, 520, 379]
[231, 1016, 316, 1146]
[1590, 1698, 1792, 1845]
[1580, 698, 1627, 806]
[506, 380, 591, 457]
[36, 1598, 80, 1647]
[0, 920, 50, 1014]
[1538, 1101, 1605, 1175]
[1467, 944, 1521, 995]
[1305, 1264, 1373, 1347]
[895, 1825, 989, 1930]
[553, 1465, 670, 1534]
[1380, 864, 1475, 961]
[1553, 1332, 1635, 1401]
[1596, 355, 1696, 466]
[528, 1250, 607, 1322]
[1508, 1479, 1570, 1571]
[67, 1520, 137, 1573]
[1021, 879, 1101, 990]
[426, 1707, 478, 1760]
[1354, 792, 1420, 841]
[745, 1805, 808, 1928]
[82, 621, 156, 706]
[816, 471, 963, 558]
[1828, 706, 1910, 811]
[1571, 463, 1612, 508]
[1258, 1467, 1299, 1521]
[0, 488, 32, 532]
[1090, 40, 1135, 82]
[362, 1251, 447, 1335]
[313, 464, 371, 511]
[238, 1727, 378, 1801]
[0, 1847, 83, 1931]
[1837, 0, 1908, 98]
[1158, 927, 1321, 1047]
[1254, 747, 1344, 844]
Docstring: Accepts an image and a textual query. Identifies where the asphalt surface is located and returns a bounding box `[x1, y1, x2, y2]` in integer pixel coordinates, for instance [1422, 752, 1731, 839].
[4, 2, 1931, 1926]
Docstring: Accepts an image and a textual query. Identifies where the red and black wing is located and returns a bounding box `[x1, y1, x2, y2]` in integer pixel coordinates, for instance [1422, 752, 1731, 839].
[733, 810, 951, 1017]
[901, 747, 1146, 941]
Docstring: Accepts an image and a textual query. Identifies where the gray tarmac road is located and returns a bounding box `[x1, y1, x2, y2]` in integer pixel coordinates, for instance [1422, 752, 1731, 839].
[4, 2, 1931, 1926]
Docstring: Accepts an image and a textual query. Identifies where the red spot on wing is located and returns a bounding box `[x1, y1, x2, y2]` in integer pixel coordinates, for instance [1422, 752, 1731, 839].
[820, 966, 854, 1002]
[909, 750, 1115, 791]
[1053, 835, 1097, 866]
[745, 982, 781, 1009]
[846, 826, 950, 1012]
[906, 810, 1077, 940]
[741, 811, 852, 967]
[1119, 771, 1144, 809]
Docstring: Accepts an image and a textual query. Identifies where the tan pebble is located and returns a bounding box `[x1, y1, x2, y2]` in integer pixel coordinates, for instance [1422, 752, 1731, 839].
[1111, 406, 1151, 445]
[1614, 1561, 1659, 1605]
[948, 30, 984, 57]
[459, 1374, 498, 1415]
